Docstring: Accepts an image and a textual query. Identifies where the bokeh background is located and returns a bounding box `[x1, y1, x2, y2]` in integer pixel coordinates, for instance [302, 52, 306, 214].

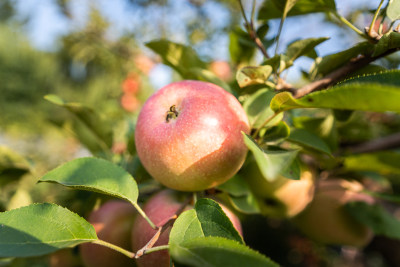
[1, 1, 398, 266]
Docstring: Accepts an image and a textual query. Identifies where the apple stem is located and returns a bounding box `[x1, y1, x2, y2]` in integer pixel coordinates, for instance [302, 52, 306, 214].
[166, 105, 179, 122]
[92, 239, 136, 259]
[142, 245, 169, 255]
[132, 202, 157, 229]
[193, 192, 198, 204]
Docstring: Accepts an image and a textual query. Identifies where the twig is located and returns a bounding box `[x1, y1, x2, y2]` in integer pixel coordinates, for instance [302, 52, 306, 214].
[345, 132, 400, 154]
[294, 47, 400, 98]
[368, 0, 385, 38]
[134, 196, 191, 258]
[237, 0, 270, 59]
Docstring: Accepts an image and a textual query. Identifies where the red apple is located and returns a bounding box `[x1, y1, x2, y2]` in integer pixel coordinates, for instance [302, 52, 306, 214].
[135, 80, 250, 191]
[121, 93, 140, 112]
[131, 190, 243, 267]
[293, 179, 375, 247]
[80, 200, 137, 267]
[122, 75, 140, 94]
[209, 60, 232, 81]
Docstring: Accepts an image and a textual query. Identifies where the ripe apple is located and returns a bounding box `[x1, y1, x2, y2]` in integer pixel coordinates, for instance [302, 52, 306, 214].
[80, 200, 137, 267]
[135, 80, 250, 191]
[245, 159, 315, 218]
[209, 60, 232, 81]
[131, 190, 243, 267]
[122, 74, 140, 94]
[121, 93, 140, 112]
[293, 179, 374, 247]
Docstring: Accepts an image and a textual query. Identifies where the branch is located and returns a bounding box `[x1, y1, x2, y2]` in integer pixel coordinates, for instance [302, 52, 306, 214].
[345, 132, 400, 154]
[238, 0, 270, 59]
[294, 47, 400, 98]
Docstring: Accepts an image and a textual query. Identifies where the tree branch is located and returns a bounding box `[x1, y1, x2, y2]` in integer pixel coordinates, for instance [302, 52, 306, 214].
[294, 47, 400, 98]
[345, 132, 400, 154]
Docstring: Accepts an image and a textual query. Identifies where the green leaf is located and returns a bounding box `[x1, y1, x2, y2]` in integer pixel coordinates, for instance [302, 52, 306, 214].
[229, 28, 257, 64]
[217, 176, 261, 214]
[45, 95, 113, 155]
[146, 40, 207, 78]
[270, 83, 400, 113]
[288, 128, 332, 155]
[39, 157, 139, 206]
[344, 151, 400, 175]
[373, 32, 400, 57]
[387, 0, 400, 21]
[286, 37, 329, 63]
[243, 133, 298, 181]
[228, 194, 261, 214]
[169, 198, 243, 246]
[188, 68, 233, 94]
[243, 89, 283, 128]
[310, 42, 373, 78]
[0, 203, 97, 257]
[0, 146, 30, 186]
[170, 236, 279, 267]
[293, 115, 338, 152]
[345, 202, 400, 239]
[217, 175, 250, 197]
[340, 70, 400, 87]
[260, 121, 290, 142]
[236, 66, 273, 88]
[258, 0, 336, 20]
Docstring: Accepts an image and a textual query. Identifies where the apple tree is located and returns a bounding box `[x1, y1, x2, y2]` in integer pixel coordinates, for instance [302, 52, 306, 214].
[2, 0, 400, 266]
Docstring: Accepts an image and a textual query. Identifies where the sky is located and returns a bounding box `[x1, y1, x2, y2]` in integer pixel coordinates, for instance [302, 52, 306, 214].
[10, 0, 383, 87]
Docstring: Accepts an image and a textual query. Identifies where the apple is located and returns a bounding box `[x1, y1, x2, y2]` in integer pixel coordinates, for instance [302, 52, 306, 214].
[131, 190, 243, 267]
[135, 80, 250, 191]
[121, 93, 140, 112]
[293, 179, 374, 247]
[122, 74, 140, 94]
[209, 60, 232, 81]
[245, 159, 315, 218]
[80, 200, 137, 267]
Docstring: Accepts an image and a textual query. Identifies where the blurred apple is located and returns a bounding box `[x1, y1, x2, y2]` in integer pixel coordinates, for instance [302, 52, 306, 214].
[80, 200, 137, 267]
[122, 74, 140, 94]
[121, 93, 140, 112]
[135, 80, 250, 191]
[209, 60, 232, 81]
[293, 179, 374, 247]
[134, 54, 155, 75]
[245, 159, 315, 218]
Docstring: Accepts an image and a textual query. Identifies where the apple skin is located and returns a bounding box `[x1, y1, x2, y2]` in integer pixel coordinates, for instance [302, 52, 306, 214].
[131, 190, 243, 267]
[245, 160, 315, 218]
[80, 200, 137, 267]
[135, 80, 250, 192]
[293, 179, 374, 247]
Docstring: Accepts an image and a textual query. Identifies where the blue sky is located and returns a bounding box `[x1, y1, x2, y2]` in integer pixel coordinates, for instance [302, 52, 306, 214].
[11, 0, 383, 87]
